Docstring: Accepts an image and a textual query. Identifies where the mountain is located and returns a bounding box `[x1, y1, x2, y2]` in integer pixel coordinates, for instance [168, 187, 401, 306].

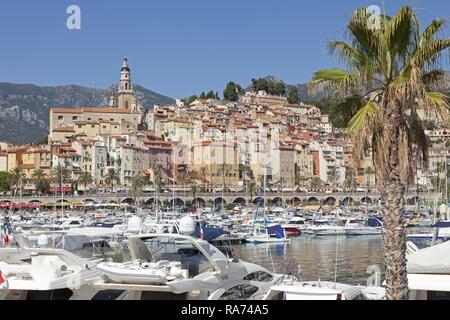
[0, 83, 175, 145]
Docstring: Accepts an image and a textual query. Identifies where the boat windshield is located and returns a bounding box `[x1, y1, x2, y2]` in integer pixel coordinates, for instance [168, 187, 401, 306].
[142, 237, 215, 277]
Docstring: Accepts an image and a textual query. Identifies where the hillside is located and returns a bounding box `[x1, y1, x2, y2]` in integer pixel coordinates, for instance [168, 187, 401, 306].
[0, 83, 174, 145]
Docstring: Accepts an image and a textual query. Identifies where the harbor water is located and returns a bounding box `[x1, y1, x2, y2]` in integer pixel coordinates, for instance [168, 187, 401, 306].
[232, 235, 384, 285]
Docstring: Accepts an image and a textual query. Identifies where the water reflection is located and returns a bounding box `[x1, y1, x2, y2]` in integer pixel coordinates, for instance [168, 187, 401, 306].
[233, 236, 384, 285]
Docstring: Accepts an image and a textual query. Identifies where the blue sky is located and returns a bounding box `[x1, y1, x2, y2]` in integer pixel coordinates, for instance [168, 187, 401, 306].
[0, 0, 449, 99]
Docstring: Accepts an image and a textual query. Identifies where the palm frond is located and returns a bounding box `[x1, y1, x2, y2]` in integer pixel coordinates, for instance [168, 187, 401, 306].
[347, 100, 379, 133]
[308, 68, 360, 97]
[385, 6, 419, 58]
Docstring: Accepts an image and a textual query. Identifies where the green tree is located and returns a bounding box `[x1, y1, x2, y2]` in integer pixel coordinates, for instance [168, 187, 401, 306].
[8, 168, 26, 195]
[199, 166, 209, 192]
[52, 165, 70, 195]
[287, 87, 300, 104]
[206, 90, 216, 99]
[309, 177, 322, 192]
[77, 171, 93, 194]
[32, 169, 49, 195]
[199, 91, 207, 99]
[0, 172, 10, 193]
[309, 6, 450, 299]
[327, 167, 340, 191]
[223, 82, 243, 101]
[129, 175, 148, 205]
[188, 95, 198, 104]
[105, 169, 120, 192]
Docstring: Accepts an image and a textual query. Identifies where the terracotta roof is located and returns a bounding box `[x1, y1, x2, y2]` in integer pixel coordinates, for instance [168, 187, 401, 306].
[52, 108, 83, 114]
[54, 153, 81, 158]
[53, 127, 75, 133]
[52, 107, 135, 114]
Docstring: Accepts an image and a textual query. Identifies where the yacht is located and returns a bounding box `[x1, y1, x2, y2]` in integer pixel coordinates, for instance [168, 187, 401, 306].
[263, 277, 386, 300]
[306, 219, 346, 236]
[0, 218, 283, 300]
[281, 217, 306, 237]
[345, 218, 382, 236]
[247, 224, 291, 244]
[407, 239, 450, 299]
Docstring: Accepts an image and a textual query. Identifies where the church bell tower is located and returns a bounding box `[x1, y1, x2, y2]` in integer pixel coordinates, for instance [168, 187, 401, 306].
[117, 58, 135, 111]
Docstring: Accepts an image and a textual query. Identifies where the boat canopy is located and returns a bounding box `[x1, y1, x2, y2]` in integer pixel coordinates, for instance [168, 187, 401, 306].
[266, 224, 285, 239]
[407, 240, 450, 274]
[433, 221, 450, 228]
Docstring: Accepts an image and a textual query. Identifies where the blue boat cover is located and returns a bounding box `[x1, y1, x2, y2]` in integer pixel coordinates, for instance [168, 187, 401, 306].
[368, 218, 383, 227]
[433, 221, 450, 228]
[193, 224, 230, 241]
[266, 224, 285, 239]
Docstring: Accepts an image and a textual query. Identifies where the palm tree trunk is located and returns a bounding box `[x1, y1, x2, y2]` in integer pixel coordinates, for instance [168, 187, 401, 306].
[381, 103, 409, 300]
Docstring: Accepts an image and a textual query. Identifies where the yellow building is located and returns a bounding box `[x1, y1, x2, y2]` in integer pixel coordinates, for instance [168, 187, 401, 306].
[49, 58, 144, 144]
[21, 147, 52, 178]
[191, 140, 240, 189]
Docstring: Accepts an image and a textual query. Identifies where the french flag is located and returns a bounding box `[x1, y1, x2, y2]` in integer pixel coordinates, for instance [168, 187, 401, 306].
[200, 222, 205, 240]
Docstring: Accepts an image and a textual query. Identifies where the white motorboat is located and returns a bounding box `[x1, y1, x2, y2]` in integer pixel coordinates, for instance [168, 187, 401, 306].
[345, 219, 382, 236]
[97, 260, 188, 285]
[0, 219, 284, 300]
[247, 224, 290, 244]
[407, 239, 450, 299]
[263, 278, 386, 300]
[281, 217, 306, 236]
[308, 223, 346, 236]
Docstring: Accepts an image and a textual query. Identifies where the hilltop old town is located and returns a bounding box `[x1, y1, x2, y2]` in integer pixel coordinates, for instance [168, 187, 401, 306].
[0, 58, 448, 198]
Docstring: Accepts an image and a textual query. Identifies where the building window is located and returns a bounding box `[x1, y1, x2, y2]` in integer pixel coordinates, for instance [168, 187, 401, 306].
[72, 116, 78, 121]
[58, 116, 63, 120]
[125, 101, 129, 109]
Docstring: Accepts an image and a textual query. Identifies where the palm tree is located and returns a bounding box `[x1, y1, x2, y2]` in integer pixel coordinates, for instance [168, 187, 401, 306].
[32, 169, 48, 195]
[221, 164, 231, 192]
[344, 166, 356, 192]
[177, 172, 190, 198]
[104, 168, 120, 192]
[199, 166, 209, 192]
[309, 6, 450, 299]
[309, 177, 321, 192]
[327, 167, 340, 191]
[77, 171, 93, 194]
[9, 168, 26, 195]
[129, 175, 147, 206]
[52, 165, 70, 195]
[248, 182, 257, 203]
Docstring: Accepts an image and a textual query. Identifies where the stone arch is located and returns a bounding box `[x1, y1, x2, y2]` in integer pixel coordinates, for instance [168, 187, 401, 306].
[214, 197, 227, 208]
[307, 197, 320, 205]
[252, 197, 264, 205]
[323, 197, 337, 206]
[191, 198, 206, 208]
[360, 197, 373, 205]
[341, 196, 354, 206]
[170, 198, 185, 207]
[271, 197, 283, 206]
[122, 198, 135, 205]
[287, 197, 302, 206]
[232, 197, 247, 206]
